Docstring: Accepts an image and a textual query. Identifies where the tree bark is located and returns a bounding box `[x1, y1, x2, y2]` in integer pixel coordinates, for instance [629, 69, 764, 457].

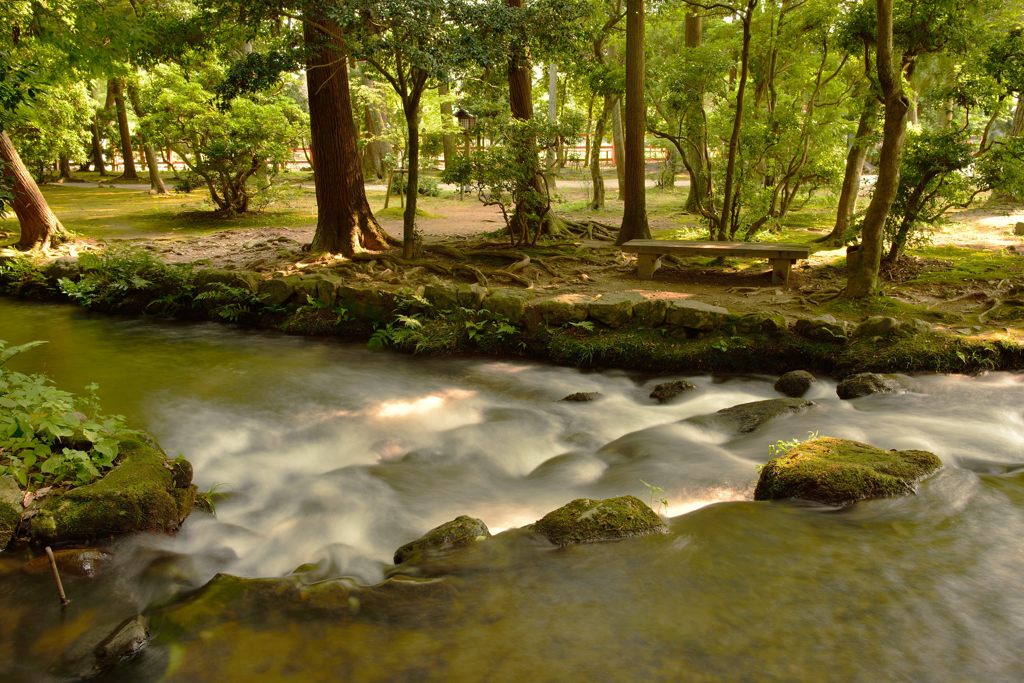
[716, 1, 757, 241]
[616, 0, 651, 245]
[682, 11, 712, 213]
[821, 95, 879, 245]
[90, 117, 106, 176]
[1, 132, 67, 249]
[126, 82, 167, 194]
[359, 72, 392, 180]
[845, 0, 910, 298]
[439, 81, 459, 171]
[111, 78, 139, 180]
[304, 17, 391, 256]
[1013, 97, 1024, 137]
[546, 64, 558, 191]
[402, 78, 426, 259]
[59, 155, 74, 181]
[611, 96, 625, 200]
[589, 97, 610, 210]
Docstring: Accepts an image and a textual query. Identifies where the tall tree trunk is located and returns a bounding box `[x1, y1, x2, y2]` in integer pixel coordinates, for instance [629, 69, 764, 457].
[590, 97, 610, 210]
[1, 132, 67, 249]
[439, 81, 459, 171]
[1013, 97, 1024, 137]
[821, 95, 879, 245]
[845, 0, 910, 298]
[611, 96, 626, 200]
[546, 63, 558, 191]
[506, 0, 556, 242]
[616, 0, 651, 245]
[111, 78, 139, 180]
[716, 1, 757, 241]
[402, 82, 425, 260]
[91, 117, 106, 176]
[359, 72, 392, 180]
[682, 11, 711, 213]
[59, 155, 74, 181]
[304, 17, 391, 255]
[125, 82, 167, 194]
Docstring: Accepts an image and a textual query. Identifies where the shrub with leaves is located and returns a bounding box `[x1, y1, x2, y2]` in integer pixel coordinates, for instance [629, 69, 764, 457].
[0, 341, 129, 488]
[58, 246, 193, 312]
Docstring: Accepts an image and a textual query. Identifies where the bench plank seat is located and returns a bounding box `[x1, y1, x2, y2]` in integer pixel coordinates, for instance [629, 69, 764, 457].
[620, 239, 810, 286]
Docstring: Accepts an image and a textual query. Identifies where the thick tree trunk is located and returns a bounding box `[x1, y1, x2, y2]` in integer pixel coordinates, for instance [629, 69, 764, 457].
[59, 155, 74, 181]
[304, 17, 391, 256]
[91, 117, 106, 176]
[1, 132, 67, 249]
[126, 82, 167, 194]
[111, 79, 139, 180]
[846, 0, 910, 298]
[506, 0, 557, 242]
[616, 0, 651, 245]
[821, 95, 879, 245]
[589, 97, 610, 210]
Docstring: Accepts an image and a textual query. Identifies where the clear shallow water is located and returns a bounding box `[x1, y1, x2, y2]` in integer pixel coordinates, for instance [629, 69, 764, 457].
[1, 298, 1022, 682]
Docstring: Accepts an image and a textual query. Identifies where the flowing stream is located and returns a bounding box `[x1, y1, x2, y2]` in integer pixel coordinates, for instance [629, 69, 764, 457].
[1, 298, 1023, 682]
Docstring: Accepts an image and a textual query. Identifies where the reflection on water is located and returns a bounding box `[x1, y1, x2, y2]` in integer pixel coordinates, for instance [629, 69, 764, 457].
[1, 299, 1022, 682]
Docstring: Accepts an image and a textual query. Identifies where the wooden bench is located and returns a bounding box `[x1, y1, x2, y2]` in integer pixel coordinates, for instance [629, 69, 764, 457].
[620, 239, 811, 287]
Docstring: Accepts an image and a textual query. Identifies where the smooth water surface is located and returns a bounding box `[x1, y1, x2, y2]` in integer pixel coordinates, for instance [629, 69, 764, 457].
[1, 299, 1022, 681]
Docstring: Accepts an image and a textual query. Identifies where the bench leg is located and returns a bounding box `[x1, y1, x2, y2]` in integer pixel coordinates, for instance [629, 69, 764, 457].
[771, 259, 793, 287]
[636, 254, 663, 280]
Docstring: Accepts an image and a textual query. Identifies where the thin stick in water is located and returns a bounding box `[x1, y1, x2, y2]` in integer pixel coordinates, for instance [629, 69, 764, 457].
[45, 546, 70, 607]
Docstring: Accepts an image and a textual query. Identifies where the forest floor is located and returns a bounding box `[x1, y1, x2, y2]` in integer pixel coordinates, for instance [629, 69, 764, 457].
[3, 171, 1024, 338]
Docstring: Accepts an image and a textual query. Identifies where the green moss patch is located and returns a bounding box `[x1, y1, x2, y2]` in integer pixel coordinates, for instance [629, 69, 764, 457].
[29, 439, 196, 544]
[754, 436, 942, 506]
[393, 515, 491, 565]
[533, 495, 667, 546]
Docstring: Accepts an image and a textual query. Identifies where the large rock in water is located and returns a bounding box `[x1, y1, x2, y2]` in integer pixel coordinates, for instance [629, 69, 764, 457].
[836, 372, 903, 400]
[28, 439, 196, 544]
[650, 380, 697, 404]
[774, 371, 815, 398]
[393, 515, 491, 565]
[754, 437, 942, 506]
[687, 398, 814, 434]
[533, 496, 667, 546]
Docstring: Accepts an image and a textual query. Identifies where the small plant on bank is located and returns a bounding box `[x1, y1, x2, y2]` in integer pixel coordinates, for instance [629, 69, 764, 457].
[0, 254, 49, 295]
[767, 431, 821, 459]
[0, 340, 130, 488]
[640, 479, 670, 516]
[58, 246, 193, 311]
[194, 282, 265, 322]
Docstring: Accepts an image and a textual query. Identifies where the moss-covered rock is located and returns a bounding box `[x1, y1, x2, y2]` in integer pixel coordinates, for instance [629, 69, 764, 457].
[774, 370, 815, 398]
[193, 268, 260, 294]
[561, 392, 603, 402]
[649, 380, 696, 403]
[836, 372, 903, 399]
[28, 439, 196, 544]
[533, 495, 667, 546]
[523, 294, 590, 332]
[481, 290, 534, 321]
[794, 315, 849, 343]
[588, 292, 644, 328]
[393, 515, 491, 565]
[665, 300, 729, 331]
[754, 436, 942, 505]
[0, 475, 21, 550]
[688, 398, 815, 434]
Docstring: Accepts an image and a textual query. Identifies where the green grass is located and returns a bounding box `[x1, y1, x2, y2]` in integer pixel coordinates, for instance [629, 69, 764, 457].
[907, 245, 1024, 284]
[0, 185, 319, 242]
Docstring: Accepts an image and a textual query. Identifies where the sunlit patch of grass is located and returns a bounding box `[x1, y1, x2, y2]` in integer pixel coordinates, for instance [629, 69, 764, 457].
[908, 246, 1024, 284]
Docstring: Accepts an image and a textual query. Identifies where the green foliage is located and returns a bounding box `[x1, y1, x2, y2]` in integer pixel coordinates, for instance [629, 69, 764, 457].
[194, 282, 264, 322]
[58, 246, 192, 311]
[0, 340, 129, 488]
[640, 479, 669, 516]
[0, 254, 48, 294]
[139, 62, 307, 215]
[884, 129, 981, 259]
[979, 136, 1024, 202]
[7, 80, 91, 181]
[768, 431, 821, 459]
